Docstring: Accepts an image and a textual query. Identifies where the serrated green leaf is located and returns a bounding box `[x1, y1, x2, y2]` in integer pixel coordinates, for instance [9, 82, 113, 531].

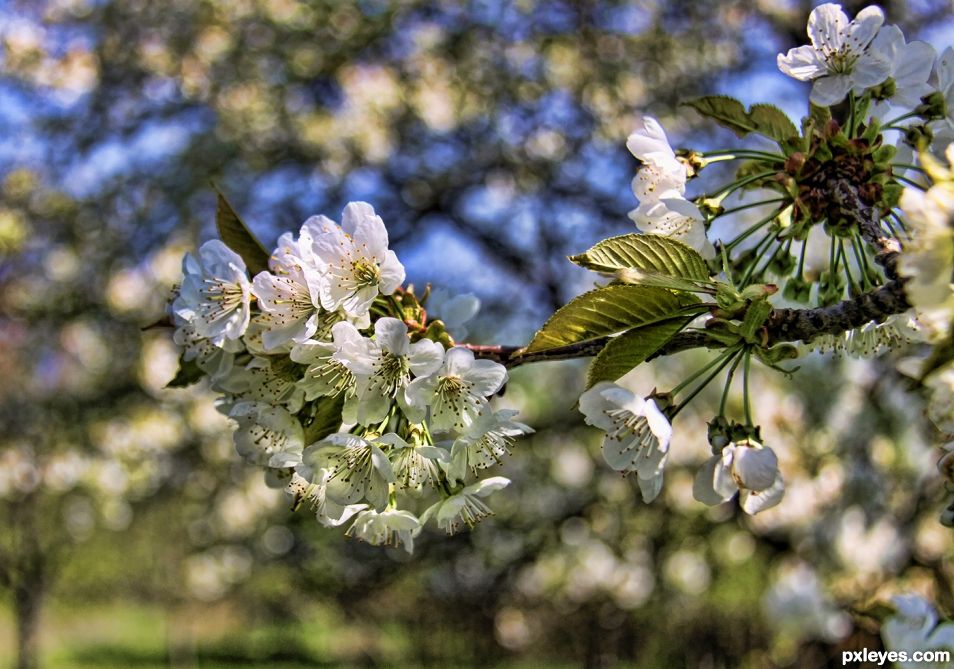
[586, 318, 690, 387]
[166, 356, 203, 388]
[747, 104, 798, 142]
[685, 95, 753, 136]
[303, 394, 346, 443]
[569, 234, 710, 281]
[687, 97, 798, 144]
[215, 191, 270, 276]
[525, 285, 700, 354]
[807, 103, 831, 129]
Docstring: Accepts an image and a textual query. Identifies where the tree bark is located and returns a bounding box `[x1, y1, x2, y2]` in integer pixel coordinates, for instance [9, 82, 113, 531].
[14, 578, 42, 669]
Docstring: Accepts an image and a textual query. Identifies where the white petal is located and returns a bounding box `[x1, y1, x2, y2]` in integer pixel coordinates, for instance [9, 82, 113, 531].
[463, 359, 508, 397]
[626, 117, 674, 159]
[810, 75, 853, 106]
[602, 434, 640, 471]
[466, 475, 511, 497]
[378, 251, 405, 295]
[342, 202, 388, 259]
[637, 470, 664, 503]
[356, 388, 392, 426]
[577, 382, 620, 432]
[713, 448, 740, 499]
[733, 445, 779, 491]
[739, 473, 784, 514]
[843, 5, 884, 50]
[851, 53, 892, 89]
[777, 45, 828, 81]
[693, 455, 729, 505]
[807, 4, 850, 53]
[443, 346, 476, 376]
[642, 400, 672, 449]
[374, 317, 410, 355]
[407, 338, 445, 377]
[319, 502, 368, 528]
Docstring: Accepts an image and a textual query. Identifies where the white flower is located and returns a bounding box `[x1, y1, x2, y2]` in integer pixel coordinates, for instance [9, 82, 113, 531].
[302, 202, 405, 318]
[405, 347, 508, 432]
[924, 363, 954, 434]
[625, 117, 715, 259]
[763, 563, 850, 642]
[251, 233, 325, 350]
[693, 437, 784, 514]
[172, 323, 243, 381]
[867, 25, 936, 115]
[898, 176, 954, 341]
[932, 48, 954, 147]
[340, 317, 445, 425]
[346, 507, 420, 552]
[777, 3, 890, 106]
[445, 409, 533, 485]
[229, 401, 305, 468]
[173, 240, 252, 346]
[627, 117, 688, 198]
[285, 471, 366, 527]
[805, 313, 923, 356]
[290, 321, 366, 402]
[578, 382, 672, 503]
[214, 356, 305, 413]
[305, 433, 396, 510]
[420, 476, 510, 534]
[381, 433, 448, 490]
[426, 288, 480, 339]
[629, 197, 716, 259]
[882, 594, 954, 669]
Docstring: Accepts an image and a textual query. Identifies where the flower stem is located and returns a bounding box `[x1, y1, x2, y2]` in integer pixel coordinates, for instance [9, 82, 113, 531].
[724, 206, 786, 251]
[670, 347, 741, 419]
[703, 171, 779, 201]
[742, 349, 753, 427]
[718, 352, 744, 417]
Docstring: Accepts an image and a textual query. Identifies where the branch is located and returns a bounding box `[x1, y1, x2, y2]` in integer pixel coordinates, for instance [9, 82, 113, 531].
[465, 281, 910, 368]
[833, 178, 901, 278]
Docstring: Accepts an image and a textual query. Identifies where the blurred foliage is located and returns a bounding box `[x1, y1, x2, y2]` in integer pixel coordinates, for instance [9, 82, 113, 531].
[2, 0, 954, 667]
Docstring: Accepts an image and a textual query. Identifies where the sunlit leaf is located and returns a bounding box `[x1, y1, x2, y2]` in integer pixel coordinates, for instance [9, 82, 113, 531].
[586, 317, 691, 387]
[525, 285, 701, 353]
[569, 234, 710, 281]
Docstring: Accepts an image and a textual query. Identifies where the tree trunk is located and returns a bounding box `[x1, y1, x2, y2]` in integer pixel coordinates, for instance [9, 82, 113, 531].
[14, 579, 42, 669]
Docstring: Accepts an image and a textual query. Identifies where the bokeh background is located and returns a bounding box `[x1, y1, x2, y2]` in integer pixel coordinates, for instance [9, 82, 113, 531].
[2, 1, 954, 667]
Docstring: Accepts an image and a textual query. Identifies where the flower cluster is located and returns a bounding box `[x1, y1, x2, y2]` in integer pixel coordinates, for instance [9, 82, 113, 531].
[594, 4, 954, 520]
[171, 202, 530, 552]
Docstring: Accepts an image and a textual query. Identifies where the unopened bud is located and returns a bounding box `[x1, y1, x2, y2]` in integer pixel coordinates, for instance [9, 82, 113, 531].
[915, 91, 947, 122]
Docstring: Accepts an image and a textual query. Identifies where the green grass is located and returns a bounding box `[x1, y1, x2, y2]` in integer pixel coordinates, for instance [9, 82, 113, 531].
[0, 601, 595, 669]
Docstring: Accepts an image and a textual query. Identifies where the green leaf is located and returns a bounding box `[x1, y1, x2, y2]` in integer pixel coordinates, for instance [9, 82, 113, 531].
[525, 285, 700, 354]
[303, 394, 346, 443]
[215, 191, 270, 276]
[747, 104, 798, 142]
[569, 234, 710, 281]
[166, 356, 203, 388]
[807, 103, 831, 130]
[586, 318, 690, 387]
[686, 96, 798, 143]
[685, 95, 753, 136]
